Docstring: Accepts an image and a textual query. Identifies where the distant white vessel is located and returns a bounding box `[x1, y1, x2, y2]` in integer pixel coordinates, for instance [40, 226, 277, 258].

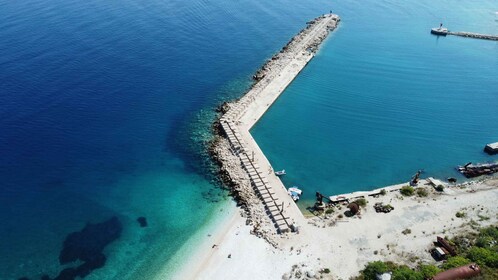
[275, 169, 286, 176]
[431, 23, 448, 36]
[287, 187, 303, 202]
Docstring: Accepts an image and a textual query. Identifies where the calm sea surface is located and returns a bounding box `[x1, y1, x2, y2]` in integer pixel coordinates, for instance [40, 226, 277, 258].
[253, 0, 498, 201]
[0, 0, 497, 279]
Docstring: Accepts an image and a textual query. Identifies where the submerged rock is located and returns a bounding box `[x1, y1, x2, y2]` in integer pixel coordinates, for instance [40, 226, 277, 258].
[32, 216, 124, 280]
[137, 217, 147, 227]
[59, 216, 122, 264]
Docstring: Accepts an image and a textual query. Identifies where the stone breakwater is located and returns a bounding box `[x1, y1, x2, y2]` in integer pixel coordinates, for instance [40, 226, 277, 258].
[209, 14, 340, 241]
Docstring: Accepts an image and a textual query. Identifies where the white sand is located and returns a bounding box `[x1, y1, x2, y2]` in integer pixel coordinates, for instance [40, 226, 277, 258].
[173, 179, 497, 279]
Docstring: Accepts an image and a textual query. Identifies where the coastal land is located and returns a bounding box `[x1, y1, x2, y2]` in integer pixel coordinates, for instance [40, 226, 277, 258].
[172, 13, 498, 280]
[174, 179, 497, 279]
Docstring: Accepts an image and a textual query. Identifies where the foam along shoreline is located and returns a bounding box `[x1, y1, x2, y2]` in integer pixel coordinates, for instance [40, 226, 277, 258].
[211, 13, 340, 239]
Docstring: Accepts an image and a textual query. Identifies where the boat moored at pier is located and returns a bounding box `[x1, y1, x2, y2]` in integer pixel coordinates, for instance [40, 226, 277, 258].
[275, 169, 286, 176]
[288, 187, 303, 202]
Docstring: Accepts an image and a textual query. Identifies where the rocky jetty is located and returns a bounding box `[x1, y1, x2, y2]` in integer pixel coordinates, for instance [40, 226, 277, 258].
[208, 14, 340, 243]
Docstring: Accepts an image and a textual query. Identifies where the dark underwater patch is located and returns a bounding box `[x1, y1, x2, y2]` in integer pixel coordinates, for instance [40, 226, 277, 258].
[24, 216, 122, 280]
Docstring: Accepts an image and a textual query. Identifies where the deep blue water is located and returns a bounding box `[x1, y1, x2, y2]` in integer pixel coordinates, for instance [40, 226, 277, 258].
[0, 0, 354, 279]
[1, 0, 497, 279]
[252, 0, 498, 200]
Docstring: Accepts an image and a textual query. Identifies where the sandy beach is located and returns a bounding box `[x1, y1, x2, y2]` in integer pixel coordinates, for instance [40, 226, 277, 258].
[174, 179, 497, 279]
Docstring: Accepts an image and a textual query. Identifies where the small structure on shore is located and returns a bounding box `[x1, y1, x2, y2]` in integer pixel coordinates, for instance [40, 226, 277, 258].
[484, 142, 498, 155]
[410, 170, 422, 186]
[374, 202, 394, 213]
[432, 247, 447, 260]
[437, 236, 456, 256]
[347, 202, 360, 216]
[431, 263, 480, 280]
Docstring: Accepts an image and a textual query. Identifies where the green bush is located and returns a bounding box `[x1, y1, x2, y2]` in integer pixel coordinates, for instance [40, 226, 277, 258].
[380, 189, 387, 196]
[466, 246, 498, 268]
[400, 186, 414, 196]
[322, 268, 331, 274]
[479, 226, 498, 240]
[391, 265, 423, 280]
[455, 211, 466, 218]
[442, 256, 472, 269]
[476, 236, 494, 249]
[416, 188, 428, 197]
[435, 185, 444, 192]
[325, 208, 334, 214]
[361, 261, 389, 280]
[355, 198, 368, 207]
[418, 264, 440, 278]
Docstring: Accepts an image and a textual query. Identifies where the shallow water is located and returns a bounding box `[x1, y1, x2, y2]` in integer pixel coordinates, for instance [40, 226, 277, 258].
[252, 0, 498, 200]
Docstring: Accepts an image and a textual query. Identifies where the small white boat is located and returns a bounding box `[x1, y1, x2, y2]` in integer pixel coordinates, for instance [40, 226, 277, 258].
[275, 169, 286, 176]
[431, 27, 448, 36]
[288, 187, 303, 202]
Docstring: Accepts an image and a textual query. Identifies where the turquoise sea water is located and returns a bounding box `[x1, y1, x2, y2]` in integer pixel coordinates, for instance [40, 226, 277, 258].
[252, 0, 498, 200]
[0, 0, 360, 279]
[0, 0, 497, 279]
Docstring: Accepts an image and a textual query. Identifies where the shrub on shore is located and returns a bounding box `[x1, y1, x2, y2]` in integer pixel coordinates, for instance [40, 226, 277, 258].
[358, 262, 437, 280]
[442, 256, 472, 269]
[435, 185, 445, 192]
[416, 188, 428, 197]
[400, 186, 414, 196]
[354, 198, 368, 207]
[455, 211, 466, 218]
[356, 225, 498, 279]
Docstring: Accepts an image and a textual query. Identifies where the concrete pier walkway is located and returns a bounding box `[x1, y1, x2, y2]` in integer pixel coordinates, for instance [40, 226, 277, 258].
[448, 31, 498, 41]
[218, 14, 340, 233]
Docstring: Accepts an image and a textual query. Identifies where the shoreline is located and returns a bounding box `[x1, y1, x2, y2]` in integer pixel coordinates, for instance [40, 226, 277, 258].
[171, 11, 498, 280]
[152, 199, 237, 280]
[173, 176, 497, 279]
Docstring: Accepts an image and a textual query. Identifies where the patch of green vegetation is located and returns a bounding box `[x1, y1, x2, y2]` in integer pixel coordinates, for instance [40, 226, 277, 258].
[416, 188, 428, 197]
[357, 262, 438, 280]
[455, 211, 466, 218]
[321, 268, 330, 274]
[391, 265, 423, 280]
[360, 261, 389, 280]
[435, 185, 444, 192]
[355, 198, 368, 207]
[445, 225, 498, 274]
[478, 215, 490, 221]
[325, 208, 334, 214]
[402, 228, 412, 235]
[419, 264, 440, 278]
[400, 186, 414, 196]
[443, 256, 473, 269]
[380, 189, 387, 196]
[355, 225, 498, 280]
